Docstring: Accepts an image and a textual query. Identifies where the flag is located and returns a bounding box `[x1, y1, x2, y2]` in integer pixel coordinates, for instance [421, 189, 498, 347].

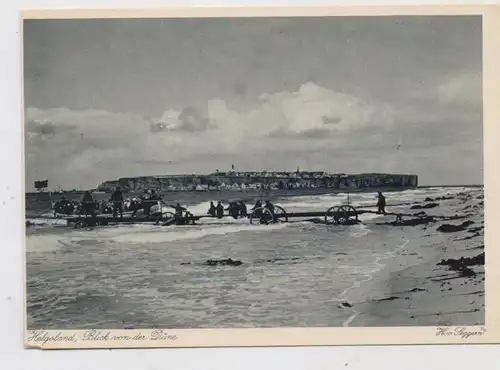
[34, 179, 48, 189]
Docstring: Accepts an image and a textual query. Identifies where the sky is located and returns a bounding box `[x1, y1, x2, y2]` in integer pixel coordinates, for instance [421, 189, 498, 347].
[23, 16, 483, 190]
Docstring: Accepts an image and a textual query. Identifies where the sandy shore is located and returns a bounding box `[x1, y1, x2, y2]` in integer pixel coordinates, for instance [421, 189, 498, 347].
[350, 189, 484, 326]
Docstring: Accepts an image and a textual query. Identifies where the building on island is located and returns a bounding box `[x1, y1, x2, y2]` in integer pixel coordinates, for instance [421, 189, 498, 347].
[96, 169, 418, 193]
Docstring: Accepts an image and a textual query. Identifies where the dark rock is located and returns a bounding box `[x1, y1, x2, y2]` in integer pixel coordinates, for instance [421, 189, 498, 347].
[435, 196, 455, 201]
[437, 253, 485, 273]
[459, 233, 480, 241]
[408, 287, 427, 293]
[460, 268, 476, 278]
[375, 296, 400, 302]
[410, 202, 439, 210]
[439, 215, 468, 221]
[437, 220, 474, 233]
[413, 211, 427, 216]
[469, 226, 484, 233]
[203, 258, 243, 266]
[388, 216, 434, 226]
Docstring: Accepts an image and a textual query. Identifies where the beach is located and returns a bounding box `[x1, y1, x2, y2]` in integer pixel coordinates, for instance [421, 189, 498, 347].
[25, 186, 484, 329]
[349, 190, 484, 327]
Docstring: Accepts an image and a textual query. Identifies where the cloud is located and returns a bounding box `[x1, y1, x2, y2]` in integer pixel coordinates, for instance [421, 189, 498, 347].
[24, 82, 481, 190]
[152, 107, 211, 132]
[410, 71, 482, 111]
[436, 71, 482, 108]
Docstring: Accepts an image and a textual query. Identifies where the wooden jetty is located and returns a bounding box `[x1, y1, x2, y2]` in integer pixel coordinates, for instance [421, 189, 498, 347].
[43, 201, 437, 228]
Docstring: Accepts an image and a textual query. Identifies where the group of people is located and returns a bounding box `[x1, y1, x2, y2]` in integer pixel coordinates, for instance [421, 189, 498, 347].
[53, 187, 163, 220]
[206, 199, 275, 219]
[109, 188, 164, 219]
[53, 197, 83, 215]
[207, 201, 247, 219]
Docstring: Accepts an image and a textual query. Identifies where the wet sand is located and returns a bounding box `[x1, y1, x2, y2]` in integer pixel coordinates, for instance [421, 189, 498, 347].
[350, 190, 484, 326]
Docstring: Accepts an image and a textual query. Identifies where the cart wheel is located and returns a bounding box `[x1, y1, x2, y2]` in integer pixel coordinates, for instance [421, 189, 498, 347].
[156, 211, 176, 225]
[249, 207, 275, 224]
[342, 205, 358, 224]
[324, 206, 344, 225]
[273, 205, 288, 223]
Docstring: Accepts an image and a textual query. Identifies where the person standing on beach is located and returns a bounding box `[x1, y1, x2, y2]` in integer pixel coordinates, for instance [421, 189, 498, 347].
[252, 200, 263, 218]
[207, 201, 216, 217]
[216, 201, 224, 218]
[169, 203, 187, 218]
[81, 191, 96, 218]
[264, 200, 275, 214]
[239, 201, 247, 217]
[142, 190, 153, 215]
[225, 202, 240, 219]
[377, 191, 386, 214]
[110, 187, 124, 220]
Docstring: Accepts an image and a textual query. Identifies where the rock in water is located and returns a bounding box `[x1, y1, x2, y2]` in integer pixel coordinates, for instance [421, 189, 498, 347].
[435, 196, 455, 201]
[388, 216, 434, 226]
[409, 288, 427, 293]
[410, 202, 439, 210]
[437, 220, 474, 233]
[203, 258, 243, 266]
[437, 253, 485, 269]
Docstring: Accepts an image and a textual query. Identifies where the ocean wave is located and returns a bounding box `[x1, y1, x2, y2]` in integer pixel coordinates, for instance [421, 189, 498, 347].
[111, 223, 292, 244]
[337, 239, 411, 327]
[26, 218, 68, 227]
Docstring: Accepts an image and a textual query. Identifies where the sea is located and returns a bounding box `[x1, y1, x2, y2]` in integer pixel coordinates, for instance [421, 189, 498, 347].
[25, 186, 483, 329]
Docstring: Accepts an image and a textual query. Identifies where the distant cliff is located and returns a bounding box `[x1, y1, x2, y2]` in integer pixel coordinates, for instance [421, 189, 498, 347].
[97, 171, 418, 193]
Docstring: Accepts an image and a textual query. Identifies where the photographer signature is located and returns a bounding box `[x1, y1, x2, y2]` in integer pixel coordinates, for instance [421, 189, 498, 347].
[436, 326, 486, 339]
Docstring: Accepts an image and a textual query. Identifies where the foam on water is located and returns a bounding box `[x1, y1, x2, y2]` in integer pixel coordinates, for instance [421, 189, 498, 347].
[110, 222, 291, 244]
[26, 218, 68, 227]
[26, 221, 293, 252]
[25, 186, 483, 329]
[338, 239, 411, 327]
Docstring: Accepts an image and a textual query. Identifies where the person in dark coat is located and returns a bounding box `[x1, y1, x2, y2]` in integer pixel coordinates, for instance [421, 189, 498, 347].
[264, 200, 275, 213]
[377, 191, 386, 214]
[81, 191, 96, 217]
[226, 202, 240, 219]
[215, 201, 224, 218]
[252, 200, 262, 210]
[239, 201, 247, 217]
[170, 203, 186, 218]
[110, 187, 124, 219]
[252, 200, 263, 218]
[207, 201, 216, 217]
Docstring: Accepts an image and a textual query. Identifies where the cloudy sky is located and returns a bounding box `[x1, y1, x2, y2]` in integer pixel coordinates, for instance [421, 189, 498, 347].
[23, 16, 482, 190]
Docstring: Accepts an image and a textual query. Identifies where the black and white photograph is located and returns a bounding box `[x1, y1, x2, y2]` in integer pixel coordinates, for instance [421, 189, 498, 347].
[23, 11, 486, 342]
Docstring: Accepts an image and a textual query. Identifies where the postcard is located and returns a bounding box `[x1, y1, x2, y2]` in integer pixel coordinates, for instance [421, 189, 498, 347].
[22, 5, 500, 349]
